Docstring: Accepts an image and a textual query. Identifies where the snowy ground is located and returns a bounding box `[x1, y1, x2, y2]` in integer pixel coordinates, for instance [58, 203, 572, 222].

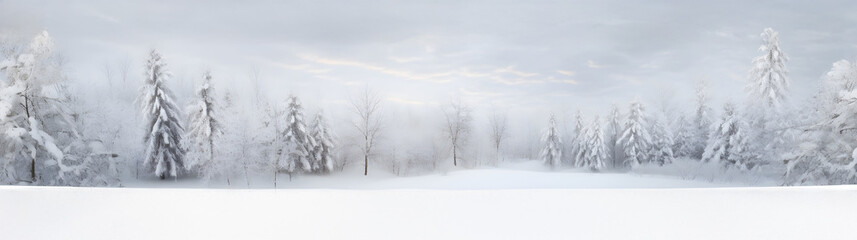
[2, 161, 854, 240]
[119, 160, 752, 189]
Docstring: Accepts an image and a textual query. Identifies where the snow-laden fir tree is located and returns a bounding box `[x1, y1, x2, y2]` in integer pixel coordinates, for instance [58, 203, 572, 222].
[745, 28, 793, 167]
[618, 101, 651, 168]
[702, 102, 754, 170]
[672, 115, 695, 158]
[574, 123, 591, 168]
[583, 116, 608, 171]
[748, 28, 789, 109]
[0, 31, 116, 186]
[785, 60, 857, 184]
[273, 95, 314, 177]
[541, 113, 562, 169]
[139, 50, 185, 180]
[308, 112, 335, 174]
[605, 104, 624, 169]
[648, 118, 674, 166]
[691, 80, 713, 159]
[569, 111, 586, 166]
[184, 71, 224, 182]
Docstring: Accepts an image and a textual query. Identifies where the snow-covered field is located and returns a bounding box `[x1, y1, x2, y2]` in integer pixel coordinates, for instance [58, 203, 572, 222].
[2, 163, 855, 240]
[121, 161, 744, 189]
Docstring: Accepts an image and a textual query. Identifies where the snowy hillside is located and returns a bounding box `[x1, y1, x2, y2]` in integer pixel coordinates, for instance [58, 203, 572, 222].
[2, 183, 855, 240]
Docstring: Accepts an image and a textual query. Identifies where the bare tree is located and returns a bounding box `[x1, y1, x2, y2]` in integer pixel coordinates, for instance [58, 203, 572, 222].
[350, 86, 383, 176]
[489, 109, 508, 165]
[443, 98, 473, 167]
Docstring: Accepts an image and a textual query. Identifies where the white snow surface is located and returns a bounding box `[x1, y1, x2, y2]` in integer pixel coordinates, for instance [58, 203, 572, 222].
[1, 161, 855, 239]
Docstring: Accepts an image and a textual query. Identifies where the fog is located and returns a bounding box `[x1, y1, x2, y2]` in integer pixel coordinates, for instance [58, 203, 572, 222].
[3, 0, 857, 179]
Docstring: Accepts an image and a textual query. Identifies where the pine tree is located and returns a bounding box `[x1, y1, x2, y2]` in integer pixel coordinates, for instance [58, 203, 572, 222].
[184, 71, 223, 182]
[584, 116, 608, 171]
[541, 113, 562, 169]
[702, 102, 754, 170]
[648, 118, 674, 166]
[273, 95, 313, 176]
[672, 115, 695, 158]
[308, 112, 335, 174]
[569, 111, 586, 166]
[748, 28, 789, 109]
[746, 28, 792, 167]
[139, 50, 185, 180]
[605, 105, 624, 169]
[618, 101, 651, 168]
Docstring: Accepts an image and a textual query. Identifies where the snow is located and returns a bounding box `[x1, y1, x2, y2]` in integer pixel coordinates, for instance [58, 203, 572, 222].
[1, 179, 854, 239]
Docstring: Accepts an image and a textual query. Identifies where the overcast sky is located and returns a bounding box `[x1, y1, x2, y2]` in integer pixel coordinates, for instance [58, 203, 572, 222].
[3, 0, 857, 122]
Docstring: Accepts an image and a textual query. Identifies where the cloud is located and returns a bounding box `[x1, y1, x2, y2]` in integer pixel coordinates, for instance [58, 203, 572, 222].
[587, 60, 604, 69]
[494, 66, 539, 77]
[557, 70, 575, 76]
[300, 54, 454, 83]
[387, 97, 425, 105]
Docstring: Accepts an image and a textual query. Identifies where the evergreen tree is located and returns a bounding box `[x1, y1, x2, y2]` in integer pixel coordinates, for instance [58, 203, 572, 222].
[748, 28, 789, 109]
[618, 101, 651, 168]
[139, 50, 185, 180]
[308, 112, 335, 174]
[569, 111, 586, 166]
[648, 118, 674, 166]
[541, 113, 562, 169]
[273, 95, 313, 176]
[184, 71, 224, 182]
[672, 115, 695, 158]
[746, 28, 793, 167]
[583, 116, 608, 171]
[702, 102, 754, 170]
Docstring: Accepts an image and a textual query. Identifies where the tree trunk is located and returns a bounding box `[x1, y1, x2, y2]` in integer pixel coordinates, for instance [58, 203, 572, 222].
[30, 158, 36, 183]
[453, 147, 457, 166]
[364, 154, 368, 176]
[274, 171, 278, 188]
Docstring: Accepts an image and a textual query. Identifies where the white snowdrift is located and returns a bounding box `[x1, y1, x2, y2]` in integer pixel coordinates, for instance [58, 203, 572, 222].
[1, 179, 855, 239]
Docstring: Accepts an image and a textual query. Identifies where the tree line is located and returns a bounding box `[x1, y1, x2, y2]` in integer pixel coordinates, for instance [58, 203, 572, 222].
[2, 28, 857, 186]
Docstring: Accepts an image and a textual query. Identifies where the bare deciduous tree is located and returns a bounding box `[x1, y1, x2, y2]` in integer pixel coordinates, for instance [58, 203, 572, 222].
[350, 87, 383, 176]
[443, 98, 472, 167]
[489, 109, 508, 165]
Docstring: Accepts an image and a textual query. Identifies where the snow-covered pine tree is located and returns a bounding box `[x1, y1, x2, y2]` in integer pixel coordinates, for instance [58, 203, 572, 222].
[785, 60, 857, 184]
[574, 122, 591, 169]
[584, 116, 608, 171]
[541, 113, 562, 169]
[569, 111, 586, 166]
[184, 71, 224, 182]
[672, 115, 695, 158]
[618, 101, 651, 168]
[748, 28, 789, 109]
[308, 112, 335, 174]
[0, 31, 115, 186]
[691, 80, 713, 159]
[745, 28, 793, 167]
[273, 95, 314, 177]
[702, 102, 754, 170]
[648, 117, 674, 166]
[605, 104, 624, 169]
[139, 49, 185, 180]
